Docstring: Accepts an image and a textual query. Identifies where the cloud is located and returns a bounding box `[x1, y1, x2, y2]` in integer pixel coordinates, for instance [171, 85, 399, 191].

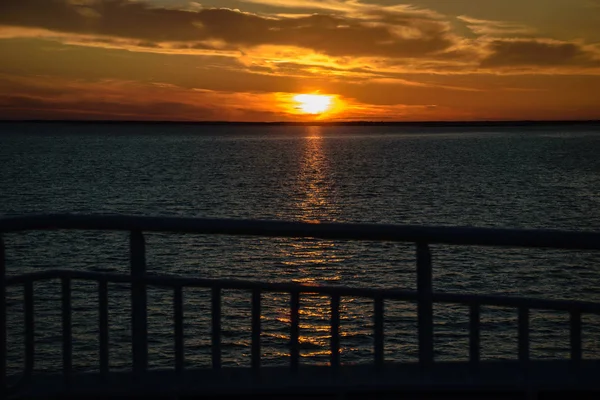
[0, 94, 218, 120]
[481, 39, 600, 68]
[1, 0, 599, 79]
[0, 73, 283, 120]
[0, 72, 459, 121]
[457, 16, 534, 37]
[0, 25, 243, 57]
[240, 0, 445, 20]
[0, 0, 457, 58]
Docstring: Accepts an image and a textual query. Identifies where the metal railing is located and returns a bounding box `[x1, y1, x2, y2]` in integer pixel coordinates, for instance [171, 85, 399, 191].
[1, 214, 600, 394]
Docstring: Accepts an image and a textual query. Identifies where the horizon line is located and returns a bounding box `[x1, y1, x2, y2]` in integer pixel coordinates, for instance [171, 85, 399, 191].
[1, 119, 599, 126]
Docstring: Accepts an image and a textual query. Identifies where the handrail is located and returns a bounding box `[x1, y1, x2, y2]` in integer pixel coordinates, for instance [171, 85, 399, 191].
[5, 270, 600, 313]
[2, 214, 600, 397]
[1, 214, 600, 250]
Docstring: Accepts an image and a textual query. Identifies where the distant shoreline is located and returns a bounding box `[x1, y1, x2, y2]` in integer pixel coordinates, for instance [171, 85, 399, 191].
[0, 119, 599, 127]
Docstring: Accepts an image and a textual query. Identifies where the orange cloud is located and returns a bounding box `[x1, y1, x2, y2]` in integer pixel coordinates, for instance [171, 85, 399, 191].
[1, 0, 598, 77]
[0, 0, 457, 58]
[0, 73, 451, 121]
[0, 74, 275, 121]
[457, 16, 535, 37]
[1, 1, 600, 121]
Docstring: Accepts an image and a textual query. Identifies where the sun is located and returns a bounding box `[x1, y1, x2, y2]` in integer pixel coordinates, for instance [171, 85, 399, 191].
[293, 94, 333, 114]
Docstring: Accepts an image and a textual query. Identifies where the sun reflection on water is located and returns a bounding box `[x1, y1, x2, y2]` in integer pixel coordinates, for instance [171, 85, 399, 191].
[296, 126, 337, 223]
[258, 127, 395, 366]
[282, 126, 343, 284]
[263, 126, 352, 364]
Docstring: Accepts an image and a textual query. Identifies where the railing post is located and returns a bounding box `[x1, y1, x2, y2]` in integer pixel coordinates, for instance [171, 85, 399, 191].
[518, 307, 529, 363]
[570, 309, 582, 364]
[251, 289, 261, 377]
[417, 242, 434, 366]
[62, 277, 72, 386]
[212, 287, 221, 371]
[518, 306, 530, 386]
[290, 291, 300, 373]
[374, 295, 384, 371]
[24, 282, 34, 377]
[0, 235, 6, 393]
[330, 294, 340, 375]
[469, 304, 480, 366]
[130, 231, 148, 380]
[98, 279, 109, 381]
[174, 286, 184, 375]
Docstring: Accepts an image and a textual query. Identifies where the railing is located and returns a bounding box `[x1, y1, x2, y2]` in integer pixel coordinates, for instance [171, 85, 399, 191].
[2, 214, 600, 395]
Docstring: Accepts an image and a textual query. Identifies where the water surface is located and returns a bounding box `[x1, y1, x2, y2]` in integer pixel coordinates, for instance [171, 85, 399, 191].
[1, 123, 599, 373]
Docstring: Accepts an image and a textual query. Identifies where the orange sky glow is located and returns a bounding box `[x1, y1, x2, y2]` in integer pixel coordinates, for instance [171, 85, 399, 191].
[0, 0, 599, 122]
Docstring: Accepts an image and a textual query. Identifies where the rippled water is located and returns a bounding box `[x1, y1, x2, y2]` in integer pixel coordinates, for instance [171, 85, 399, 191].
[1, 122, 600, 374]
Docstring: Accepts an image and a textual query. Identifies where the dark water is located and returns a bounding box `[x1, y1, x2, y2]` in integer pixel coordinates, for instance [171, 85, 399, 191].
[1, 123, 599, 374]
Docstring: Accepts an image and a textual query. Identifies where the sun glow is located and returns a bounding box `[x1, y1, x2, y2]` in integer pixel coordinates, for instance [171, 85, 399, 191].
[293, 94, 333, 114]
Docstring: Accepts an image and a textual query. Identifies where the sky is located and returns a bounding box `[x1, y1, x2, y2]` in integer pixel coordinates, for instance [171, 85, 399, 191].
[0, 0, 599, 121]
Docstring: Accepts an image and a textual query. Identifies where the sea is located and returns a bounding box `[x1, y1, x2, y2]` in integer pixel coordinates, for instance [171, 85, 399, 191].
[1, 122, 599, 375]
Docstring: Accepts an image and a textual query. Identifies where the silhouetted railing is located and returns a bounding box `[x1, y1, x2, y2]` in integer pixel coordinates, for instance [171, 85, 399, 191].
[2, 214, 600, 396]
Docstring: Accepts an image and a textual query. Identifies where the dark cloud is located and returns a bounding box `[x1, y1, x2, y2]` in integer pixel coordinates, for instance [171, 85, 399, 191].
[0, 72, 301, 121]
[0, 92, 294, 121]
[0, 93, 219, 120]
[481, 39, 600, 68]
[0, 0, 456, 58]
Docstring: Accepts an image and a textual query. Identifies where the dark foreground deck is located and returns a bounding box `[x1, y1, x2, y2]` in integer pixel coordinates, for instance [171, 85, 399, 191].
[2, 215, 600, 399]
[11, 361, 600, 399]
